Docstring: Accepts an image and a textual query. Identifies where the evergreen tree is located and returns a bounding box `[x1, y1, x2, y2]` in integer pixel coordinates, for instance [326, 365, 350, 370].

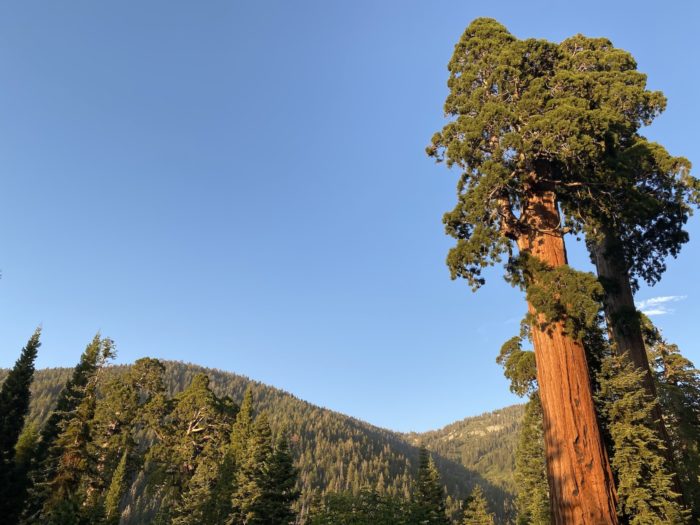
[497, 331, 550, 524]
[20, 334, 114, 525]
[0, 328, 41, 468]
[597, 354, 688, 524]
[230, 387, 255, 464]
[149, 373, 236, 525]
[462, 485, 495, 525]
[308, 487, 414, 525]
[554, 35, 698, 485]
[643, 318, 700, 518]
[231, 412, 275, 524]
[412, 446, 449, 524]
[86, 357, 166, 516]
[427, 19, 621, 522]
[41, 344, 113, 524]
[0, 328, 41, 524]
[104, 448, 129, 525]
[265, 433, 300, 524]
[222, 387, 256, 522]
[514, 395, 550, 525]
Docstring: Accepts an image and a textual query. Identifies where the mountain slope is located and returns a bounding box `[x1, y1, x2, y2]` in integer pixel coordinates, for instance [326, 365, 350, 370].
[4, 361, 523, 523]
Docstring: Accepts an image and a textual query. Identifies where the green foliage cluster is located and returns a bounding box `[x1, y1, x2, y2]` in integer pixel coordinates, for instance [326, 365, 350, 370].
[307, 447, 454, 525]
[414, 446, 451, 524]
[512, 395, 549, 525]
[505, 255, 604, 340]
[643, 318, 700, 519]
[0, 339, 301, 525]
[0, 329, 42, 524]
[597, 354, 688, 524]
[498, 316, 700, 524]
[462, 485, 495, 525]
[307, 487, 416, 525]
[426, 18, 689, 292]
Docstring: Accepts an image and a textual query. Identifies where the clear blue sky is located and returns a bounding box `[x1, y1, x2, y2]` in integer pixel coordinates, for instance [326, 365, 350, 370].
[0, 0, 697, 432]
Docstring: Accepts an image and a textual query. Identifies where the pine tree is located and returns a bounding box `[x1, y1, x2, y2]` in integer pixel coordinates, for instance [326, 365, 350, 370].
[20, 334, 114, 525]
[308, 487, 414, 525]
[514, 395, 550, 525]
[462, 485, 494, 525]
[41, 345, 112, 524]
[230, 387, 255, 465]
[149, 373, 236, 525]
[103, 448, 129, 525]
[231, 412, 275, 524]
[86, 357, 166, 516]
[597, 354, 688, 524]
[221, 387, 256, 522]
[412, 446, 449, 524]
[0, 328, 41, 525]
[0, 328, 41, 468]
[265, 433, 300, 524]
[643, 318, 700, 518]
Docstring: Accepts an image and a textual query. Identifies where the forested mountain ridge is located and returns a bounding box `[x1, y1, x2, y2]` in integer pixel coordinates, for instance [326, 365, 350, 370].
[404, 405, 523, 494]
[1, 361, 521, 522]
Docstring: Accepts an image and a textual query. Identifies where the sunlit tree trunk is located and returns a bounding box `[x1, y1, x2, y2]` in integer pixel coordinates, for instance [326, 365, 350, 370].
[516, 183, 618, 525]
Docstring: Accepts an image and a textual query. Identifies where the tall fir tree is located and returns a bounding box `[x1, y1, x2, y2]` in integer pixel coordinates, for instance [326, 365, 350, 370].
[265, 433, 300, 524]
[497, 331, 550, 524]
[308, 487, 414, 525]
[20, 334, 114, 525]
[462, 485, 495, 525]
[230, 387, 255, 465]
[514, 395, 550, 525]
[0, 328, 41, 525]
[8, 424, 40, 525]
[85, 357, 166, 517]
[219, 386, 256, 522]
[103, 448, 130, 525]
[0, 328, 41, 468]
[39, 339, 115, 525]
[230, 412, 275, 524]
[596, 354, 688, 524]
[642, 318, 700, 518]
[412, 446, 449, 525]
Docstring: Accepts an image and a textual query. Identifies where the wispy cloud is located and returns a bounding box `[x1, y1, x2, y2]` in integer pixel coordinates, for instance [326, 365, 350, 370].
[635, 295, 687, 316]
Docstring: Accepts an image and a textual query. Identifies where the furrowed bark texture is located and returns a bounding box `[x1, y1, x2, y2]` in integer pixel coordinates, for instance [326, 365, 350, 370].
[517, 184, 618, 524]
[592, 231, 681, 495]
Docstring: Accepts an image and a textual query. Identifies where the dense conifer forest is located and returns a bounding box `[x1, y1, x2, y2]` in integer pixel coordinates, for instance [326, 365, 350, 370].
[0, 359, 521, 524]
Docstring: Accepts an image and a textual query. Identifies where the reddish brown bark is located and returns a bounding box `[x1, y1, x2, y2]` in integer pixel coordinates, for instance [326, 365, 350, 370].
[517, 184, 618, 524]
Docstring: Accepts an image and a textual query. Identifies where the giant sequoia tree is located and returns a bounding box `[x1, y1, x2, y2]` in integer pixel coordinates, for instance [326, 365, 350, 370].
[428, 19, 619, 522]
[551, 37, 697, 477]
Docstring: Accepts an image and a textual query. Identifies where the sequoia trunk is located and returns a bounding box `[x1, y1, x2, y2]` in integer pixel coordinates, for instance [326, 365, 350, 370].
[517, 184, 618, 524]
[591, 231, 680, 489]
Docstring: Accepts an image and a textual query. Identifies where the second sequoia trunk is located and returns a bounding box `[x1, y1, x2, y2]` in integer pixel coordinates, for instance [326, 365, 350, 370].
[517, 183, 618, 525]
[591, 230, 681, 490]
